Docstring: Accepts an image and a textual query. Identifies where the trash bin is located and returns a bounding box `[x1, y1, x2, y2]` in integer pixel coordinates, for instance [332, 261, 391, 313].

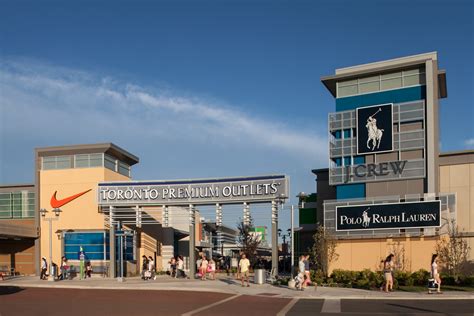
[254, 269, 265, 285]
[51, 263, 57, 281]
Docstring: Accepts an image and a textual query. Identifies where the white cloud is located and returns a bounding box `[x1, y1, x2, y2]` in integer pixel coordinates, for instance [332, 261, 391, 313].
[465, 138, 474, 147]
[0, 58, 328, 184]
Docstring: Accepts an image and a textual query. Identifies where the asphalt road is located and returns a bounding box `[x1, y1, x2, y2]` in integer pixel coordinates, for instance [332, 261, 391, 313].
[0, 287, 472, 316]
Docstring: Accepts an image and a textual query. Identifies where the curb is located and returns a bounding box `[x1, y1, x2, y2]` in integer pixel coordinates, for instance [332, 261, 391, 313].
[1, 283, 473, 300]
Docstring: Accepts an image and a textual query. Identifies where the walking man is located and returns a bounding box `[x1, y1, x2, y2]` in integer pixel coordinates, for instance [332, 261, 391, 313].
[239, 253, 250, 287]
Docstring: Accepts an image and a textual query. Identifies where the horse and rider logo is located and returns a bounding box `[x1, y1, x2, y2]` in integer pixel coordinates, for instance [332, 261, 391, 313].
[357, 103, 393, 155]
[362, 208, 371, 227]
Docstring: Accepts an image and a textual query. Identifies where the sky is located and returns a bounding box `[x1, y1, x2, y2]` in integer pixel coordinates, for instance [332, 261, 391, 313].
[0, 0, 473, 233]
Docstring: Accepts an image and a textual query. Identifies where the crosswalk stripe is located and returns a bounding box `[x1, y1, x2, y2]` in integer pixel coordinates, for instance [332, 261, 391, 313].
[181, 294, 242, 316]
[321, 298, 341, 313]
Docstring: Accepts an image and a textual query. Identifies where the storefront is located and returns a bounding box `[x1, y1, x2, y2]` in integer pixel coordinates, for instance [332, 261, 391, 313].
[311, 52, 473, 272]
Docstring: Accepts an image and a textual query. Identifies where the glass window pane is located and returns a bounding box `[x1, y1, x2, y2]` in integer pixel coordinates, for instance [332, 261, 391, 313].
[118, 162, 130, 177]
[381, 77, 402, 90]
[403, 74, 425, 86]
[358, 75, 379, 83]
[338, 79, 358, 87]
[75, 154, 89, 168]
[359, 81, 380, 93]
[338, 84, 358, 97]
[89, 154, 103, 167]
[54, 156, 72, 169]
[381, 71, 402, 80]
[105, 155, 116, 171]
[42, 157, 56, 170]
[403, 68, 421, 76]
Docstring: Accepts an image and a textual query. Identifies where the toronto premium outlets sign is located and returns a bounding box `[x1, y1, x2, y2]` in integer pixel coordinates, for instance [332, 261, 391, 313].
[336, 200, 441, 231]
[98, 175, 289, 206]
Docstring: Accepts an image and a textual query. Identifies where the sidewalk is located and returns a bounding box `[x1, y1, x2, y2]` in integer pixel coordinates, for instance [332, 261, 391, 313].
[1, 275, 473, 300]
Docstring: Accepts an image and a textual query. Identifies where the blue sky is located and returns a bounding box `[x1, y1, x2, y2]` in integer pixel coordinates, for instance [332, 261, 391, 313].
[1, 0, 473, 232]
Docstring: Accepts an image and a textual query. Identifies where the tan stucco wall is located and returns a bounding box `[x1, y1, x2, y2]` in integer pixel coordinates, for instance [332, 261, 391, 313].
[331, 236, 439, 273]
[439, 162, 474, 260]
[39, 167, 130, 266]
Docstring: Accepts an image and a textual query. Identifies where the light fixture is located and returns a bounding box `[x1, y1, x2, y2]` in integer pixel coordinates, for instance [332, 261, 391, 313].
[53, 208, 62, 217]
[39, 208, 48, 217]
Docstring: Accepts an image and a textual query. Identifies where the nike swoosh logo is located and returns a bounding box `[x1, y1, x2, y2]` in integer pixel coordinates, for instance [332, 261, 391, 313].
[50, 189, 92, 208]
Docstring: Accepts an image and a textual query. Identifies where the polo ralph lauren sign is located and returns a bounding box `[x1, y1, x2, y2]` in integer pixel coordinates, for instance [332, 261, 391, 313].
[357, 103, 393, 155]
[336, 200, 441, 231]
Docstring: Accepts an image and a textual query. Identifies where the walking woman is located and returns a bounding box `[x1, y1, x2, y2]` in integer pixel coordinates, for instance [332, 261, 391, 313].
[383, 254, 395, 293]
[429, 254, 442, 294]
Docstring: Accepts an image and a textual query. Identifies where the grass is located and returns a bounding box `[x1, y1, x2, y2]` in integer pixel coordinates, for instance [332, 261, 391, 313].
[398, 285, 474, 292]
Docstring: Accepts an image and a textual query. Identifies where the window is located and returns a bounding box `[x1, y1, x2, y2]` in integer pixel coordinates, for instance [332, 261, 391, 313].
[337, 67, 426, 98]
[64, 232, 106, 260]
[118, 162, 130, 177]
[104, 155, 117, 171]
[0, 191, 35, 219]
[42, 153, 131, 176]
[42, 156, 73, 170]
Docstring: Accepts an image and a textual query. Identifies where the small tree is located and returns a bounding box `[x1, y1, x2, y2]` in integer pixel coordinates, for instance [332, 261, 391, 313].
[389, 241, 410, 272]
[236, 215, 262, 265]
[311, 226, 339, 276]
[435, 218, 470, 282]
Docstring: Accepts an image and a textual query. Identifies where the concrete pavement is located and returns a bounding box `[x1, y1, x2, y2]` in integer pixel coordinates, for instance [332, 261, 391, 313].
[1, 275, 473, 300]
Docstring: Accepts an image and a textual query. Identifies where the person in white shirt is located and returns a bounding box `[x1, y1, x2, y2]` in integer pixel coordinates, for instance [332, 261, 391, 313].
[148, 256, 156, 280]
[177, 256, 185, 278]
[40, 257, 48, 280]
[297, 255, 305, 291]
[430, 254, 442, 294]
[239, 253, 251, 287]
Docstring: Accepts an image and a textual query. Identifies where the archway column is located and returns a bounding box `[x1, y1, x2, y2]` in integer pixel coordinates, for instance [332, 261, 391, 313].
[271, 200, 278, 277]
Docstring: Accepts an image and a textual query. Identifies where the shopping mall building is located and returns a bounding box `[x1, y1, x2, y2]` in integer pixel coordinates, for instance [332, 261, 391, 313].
[297, 52, 473, 272]
[0, 142, 288, 277]
[1, 52, 472, 277]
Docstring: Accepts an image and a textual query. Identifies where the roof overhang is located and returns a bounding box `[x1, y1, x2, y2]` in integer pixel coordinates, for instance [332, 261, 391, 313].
[321, 52, 442, 98]
[0, 222, 37, 239]
[36, 143, 139, 166]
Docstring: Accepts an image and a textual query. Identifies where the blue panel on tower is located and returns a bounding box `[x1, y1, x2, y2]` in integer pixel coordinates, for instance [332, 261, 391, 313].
[336, 183, 365, 199]
[335, 86, 426, 112]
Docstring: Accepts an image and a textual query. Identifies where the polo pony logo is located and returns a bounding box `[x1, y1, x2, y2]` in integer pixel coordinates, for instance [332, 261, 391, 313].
[362, 208, 371, 227]
[366, 108, 384, 151]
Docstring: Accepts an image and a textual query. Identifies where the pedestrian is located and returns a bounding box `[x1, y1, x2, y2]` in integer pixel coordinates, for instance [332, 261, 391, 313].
[239, 253, 250, 287]
[429, 254, 442, 294]
[40, 257, 48, 280]
[148, 256, 156, 280]
[303, 254, 312, 288]
[297, 255, 305, 291]
[177, 255, 185, 278]
[170, 256, 177, 278]
[200, 255, 208, 280]
[208, 259, 216, 280]
[196, 255, 203, 279]
[378, 259, 385, 291]
[85, 261, 92, 278]
[60, 256, 68, 280]
[141, 255, 148, 280]
[383, 254, 395, 293]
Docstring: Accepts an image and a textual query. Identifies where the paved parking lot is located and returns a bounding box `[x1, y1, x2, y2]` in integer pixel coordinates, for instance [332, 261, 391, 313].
[1, 287, 473, 316]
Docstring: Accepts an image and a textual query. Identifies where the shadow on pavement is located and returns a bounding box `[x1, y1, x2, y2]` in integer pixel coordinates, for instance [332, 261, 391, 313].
[0, 286, 25, 295]
[218, 278, 238, 285]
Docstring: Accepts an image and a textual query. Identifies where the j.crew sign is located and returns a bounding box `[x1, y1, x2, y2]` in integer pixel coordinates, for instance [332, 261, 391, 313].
[343, 160, 407, 183]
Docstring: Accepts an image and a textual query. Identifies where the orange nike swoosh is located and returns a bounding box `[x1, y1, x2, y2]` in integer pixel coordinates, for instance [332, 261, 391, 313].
[50, 189, 92, 208]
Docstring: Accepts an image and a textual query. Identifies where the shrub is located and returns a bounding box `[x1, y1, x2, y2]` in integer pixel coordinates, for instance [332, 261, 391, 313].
[311, 269, 326, 284]
[410, 269, 430, 286]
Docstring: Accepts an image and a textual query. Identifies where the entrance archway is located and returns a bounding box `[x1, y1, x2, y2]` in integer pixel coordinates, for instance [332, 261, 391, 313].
[97, 175, 289, 279]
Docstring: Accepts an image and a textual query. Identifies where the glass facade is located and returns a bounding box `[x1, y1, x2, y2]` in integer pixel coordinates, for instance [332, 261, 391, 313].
[64, 231, 134, 261]
[42, 153, 131, 177]
[0, 191, 35, 219]
[337, 67, 426, 98]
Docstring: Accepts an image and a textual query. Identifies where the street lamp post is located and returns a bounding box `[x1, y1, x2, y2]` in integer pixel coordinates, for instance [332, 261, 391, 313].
[40, 208, 62, 282]
[277, 192, 306, 278]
